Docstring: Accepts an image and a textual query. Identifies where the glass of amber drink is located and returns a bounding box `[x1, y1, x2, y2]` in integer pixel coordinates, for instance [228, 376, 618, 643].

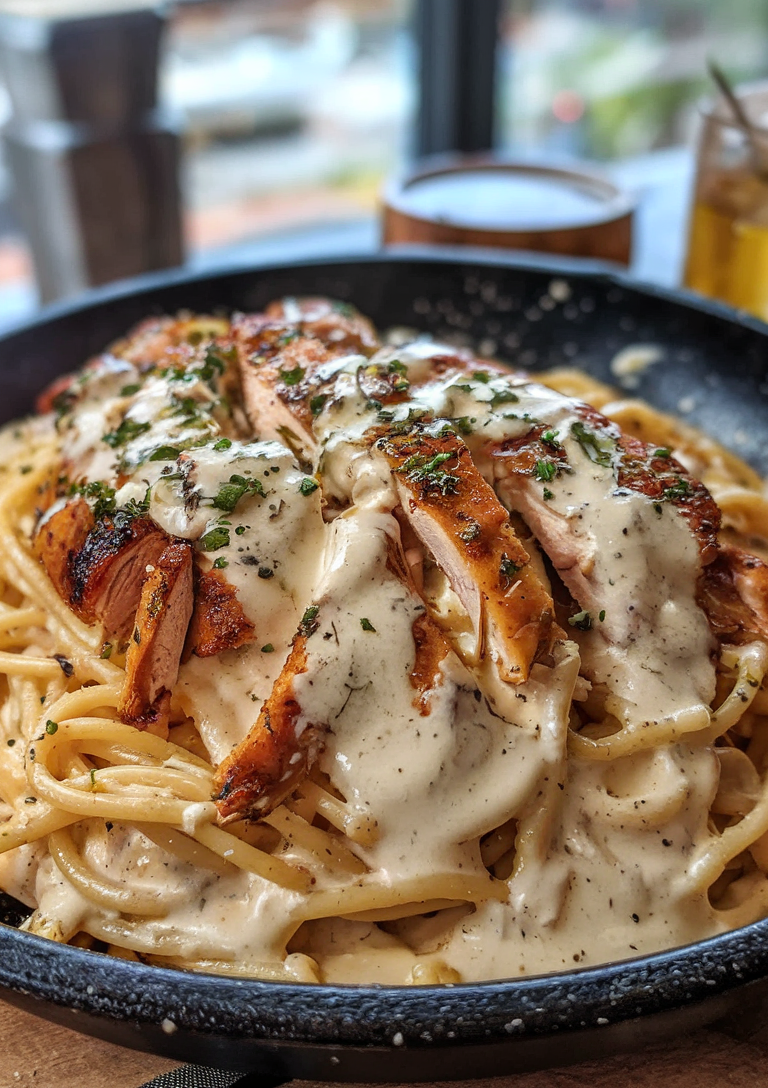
[684, 83, 768, 320]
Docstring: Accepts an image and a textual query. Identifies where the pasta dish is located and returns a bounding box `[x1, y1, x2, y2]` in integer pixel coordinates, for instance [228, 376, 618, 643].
[0, 296, 767, 985]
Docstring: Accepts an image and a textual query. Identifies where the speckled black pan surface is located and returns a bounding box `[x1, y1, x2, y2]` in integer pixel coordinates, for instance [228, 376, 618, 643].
[1, 251, 768, 1079]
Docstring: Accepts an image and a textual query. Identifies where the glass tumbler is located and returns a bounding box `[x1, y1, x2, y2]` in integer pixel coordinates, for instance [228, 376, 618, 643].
[684, 83, 768, 320]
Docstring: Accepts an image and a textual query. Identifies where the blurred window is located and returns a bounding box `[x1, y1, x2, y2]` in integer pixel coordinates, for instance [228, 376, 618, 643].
[167, 0, 415, 257]
[497, 0, 768, 160]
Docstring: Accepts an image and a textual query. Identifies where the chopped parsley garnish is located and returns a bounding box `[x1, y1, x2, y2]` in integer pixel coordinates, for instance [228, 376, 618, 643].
[103, 418, 151, 448]
[213, 557, 228, 569]
[212, 474, 265, 513]
[662, 478, 691, 501]
[542, 429, 561, 448]
[279, 366, 305, 386]
[261, 644, 275, 653]
[654, 447, 671, 458]
[400, 451, 460, 495]
[332, 300, 356, 317]
[309, 394, 327, 416]
[120, 384, 140, 397]
[543, 487, 554, 501]
[299, 605, 320, 637]
[235, 525, 246, 536]
[570, 421, 615, 468]
[45, 720, 58, 735]
[213, 437, 232, 451]
[299, 477, 319, 496]
[490, 389, 519, 408]
[452, 416, 474, 436]
[499, 554, 520, 586]
[534, 459, 557, 482]
[568, 610, 592, 631]
[89, 769, 97, 789]
[360, 617, 376, 632]
[123, 489, 151, 518]
[198, 349, 227, 385]
[258, 567, 274, 579]
[598, 610, 606, 622]
[388, 359, 407, 376]
[473, 371, 491, 384]
[100, 642, 112, 659]
[148, 445, 181, 461]
[70, 480, 117, 520]
[198, 526, 230, 551]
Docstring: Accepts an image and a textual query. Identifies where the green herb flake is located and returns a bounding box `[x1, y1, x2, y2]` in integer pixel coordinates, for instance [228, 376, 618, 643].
[543, 487, 554, 501]
[45, 720, 58, 735]
[473, 371, 491, 384]
[89, 768, 97, 789]
[212, 475, 265, 513]
[452, 416, 474, 436]
[120, 383, 140, 397]
[19, 465, 32, 475]
[213, 557, 228, 569]
[299, 605, 320, 637]
[100, 642, 112, 659]
[148, 445, 181, 462]
[570, 421, 615, 468]
[309, 394, 327, 416]
[598, 609, 606, 622]
[360, 617, 376, 632]
[654, 447, 672, 459]
[401, 451, 460, 496]
[542, 429, 561, 448]
[662, 478, 691, 501]
[103, 418, 151, 449]
[235, 525, 246, 536]
[534, 459, 557, 482]
[499, 554, 520, 586]
[490, 389, 519, 408]
[214, 437, 233, 451]
[279, 366, 305, 386]
[568, 610, 592, 631]
[198, 349, 227, 385]
[198, 526, 230, 551]
[261, 644, 275, 653]
[299, 477, 319, 496]
[388, 359, 407, 376]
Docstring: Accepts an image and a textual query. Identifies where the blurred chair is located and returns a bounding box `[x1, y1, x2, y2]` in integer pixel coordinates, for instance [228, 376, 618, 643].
[0, 1, 183, 303]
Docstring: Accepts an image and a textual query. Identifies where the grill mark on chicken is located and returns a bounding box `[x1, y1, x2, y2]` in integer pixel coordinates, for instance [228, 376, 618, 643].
[378, 427, 557, 683]
[185, 569, 256, 658]
[119, 541, 194, 737]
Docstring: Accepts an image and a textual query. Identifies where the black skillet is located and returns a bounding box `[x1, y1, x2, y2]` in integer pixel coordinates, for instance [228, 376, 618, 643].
[1, 251, 768, 1080]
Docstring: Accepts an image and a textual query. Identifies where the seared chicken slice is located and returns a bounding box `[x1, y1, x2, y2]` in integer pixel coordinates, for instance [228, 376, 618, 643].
[215, 637, 317, 821]
[35, 504, 171, 640]
[699, 544, 768, 645]
[185, 569, 256, 658]
[119, 541, 194, 735]
[213, 508, 453, 823]
[233, 299, 379, 461]
[377, 426, 557, 682]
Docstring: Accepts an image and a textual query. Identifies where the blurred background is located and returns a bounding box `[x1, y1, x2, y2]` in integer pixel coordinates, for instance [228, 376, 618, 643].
[0, 0, 766, 325]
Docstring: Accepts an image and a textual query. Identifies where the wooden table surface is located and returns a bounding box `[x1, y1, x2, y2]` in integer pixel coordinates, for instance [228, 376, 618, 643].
[4, 999, 768, 1088]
